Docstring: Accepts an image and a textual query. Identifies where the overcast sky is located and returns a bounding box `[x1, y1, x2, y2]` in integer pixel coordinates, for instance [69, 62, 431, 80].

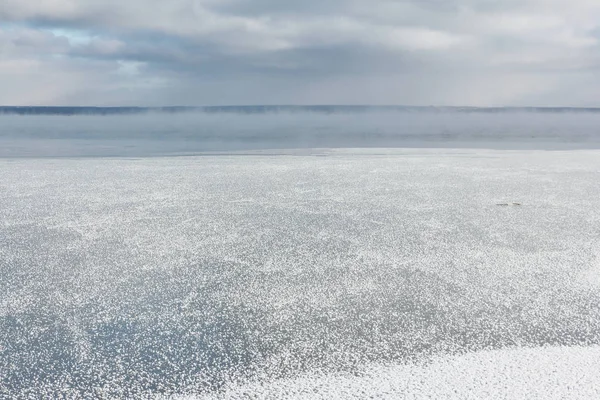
[1, 0, 599, 106]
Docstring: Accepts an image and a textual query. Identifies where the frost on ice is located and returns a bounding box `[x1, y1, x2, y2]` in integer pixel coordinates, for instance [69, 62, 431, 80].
[1, 149, 599, 398]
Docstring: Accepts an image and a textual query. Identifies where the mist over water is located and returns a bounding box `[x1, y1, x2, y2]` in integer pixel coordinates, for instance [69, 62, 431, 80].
[1, 111, 600, 398]
[2, 111, 600, 157]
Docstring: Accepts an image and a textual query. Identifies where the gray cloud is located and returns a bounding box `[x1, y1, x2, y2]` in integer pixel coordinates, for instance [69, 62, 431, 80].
[1, 0, 599, 105]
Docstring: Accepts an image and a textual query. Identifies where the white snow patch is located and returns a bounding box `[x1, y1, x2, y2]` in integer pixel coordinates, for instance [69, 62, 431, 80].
[187, 346, 600, 400]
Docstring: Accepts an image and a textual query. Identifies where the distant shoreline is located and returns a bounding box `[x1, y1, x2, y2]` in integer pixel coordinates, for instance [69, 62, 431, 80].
[2, 105, 600, 115]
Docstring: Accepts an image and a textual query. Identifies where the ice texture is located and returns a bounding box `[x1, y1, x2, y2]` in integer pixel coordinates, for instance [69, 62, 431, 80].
[190, 346, 600, 400]
[1, 148, 600, 398]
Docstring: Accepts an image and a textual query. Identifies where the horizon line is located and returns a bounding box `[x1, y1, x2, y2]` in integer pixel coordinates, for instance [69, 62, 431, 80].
[2, 105, 600, 109]
[2, 105, 600, 116]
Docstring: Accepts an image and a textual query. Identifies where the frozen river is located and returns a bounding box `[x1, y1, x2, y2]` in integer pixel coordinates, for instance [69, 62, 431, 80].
[1, 145, 600, 398]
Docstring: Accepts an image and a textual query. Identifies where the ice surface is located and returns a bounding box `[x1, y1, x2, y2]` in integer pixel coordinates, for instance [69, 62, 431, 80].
[189, 346, 600, 400]
[1, 148, 600, 398]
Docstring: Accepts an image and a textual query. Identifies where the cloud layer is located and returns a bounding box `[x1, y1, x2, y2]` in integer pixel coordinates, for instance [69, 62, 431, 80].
[1, 0, 600, 105]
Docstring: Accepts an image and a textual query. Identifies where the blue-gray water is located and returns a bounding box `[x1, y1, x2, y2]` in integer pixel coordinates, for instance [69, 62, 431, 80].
[1, 111, 600, 398]
[2, 111, 600, 158]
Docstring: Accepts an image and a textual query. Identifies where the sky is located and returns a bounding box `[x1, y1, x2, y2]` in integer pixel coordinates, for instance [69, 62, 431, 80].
[1, 0, 600, 106]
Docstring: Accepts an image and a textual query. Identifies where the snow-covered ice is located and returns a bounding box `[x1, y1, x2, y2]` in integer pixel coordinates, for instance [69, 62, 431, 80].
[1, 148, 599, 398]
[189, 345, 600, 400]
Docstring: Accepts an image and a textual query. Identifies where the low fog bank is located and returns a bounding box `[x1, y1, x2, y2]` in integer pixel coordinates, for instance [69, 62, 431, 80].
[1, 111, 600, 157]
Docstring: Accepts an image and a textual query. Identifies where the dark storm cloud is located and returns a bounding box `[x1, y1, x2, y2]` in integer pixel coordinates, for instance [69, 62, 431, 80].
[0, 0, 599, 105]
